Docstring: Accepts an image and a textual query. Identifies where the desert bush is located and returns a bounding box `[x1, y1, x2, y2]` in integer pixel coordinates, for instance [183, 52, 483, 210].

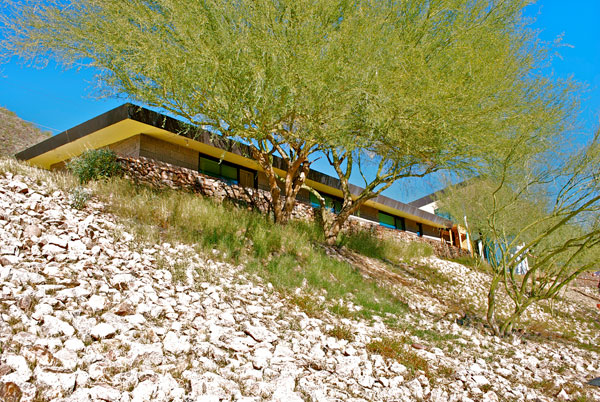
[69, 186, 91, 209]
[67, 149, 122, 184]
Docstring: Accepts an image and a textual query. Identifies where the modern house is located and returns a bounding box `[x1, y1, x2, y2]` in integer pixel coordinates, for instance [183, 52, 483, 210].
[409, 190, 471, 252]
[16, 103, 467, 249]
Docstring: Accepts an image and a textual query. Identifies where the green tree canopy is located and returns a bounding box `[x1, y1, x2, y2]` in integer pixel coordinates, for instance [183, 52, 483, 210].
[438, 127, 600, 336]
[1, 0, 580, 232]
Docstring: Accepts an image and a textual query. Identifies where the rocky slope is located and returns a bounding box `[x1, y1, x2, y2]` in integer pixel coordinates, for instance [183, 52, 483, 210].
[0, 107, 50, 157]
[1, 164, 599, 401]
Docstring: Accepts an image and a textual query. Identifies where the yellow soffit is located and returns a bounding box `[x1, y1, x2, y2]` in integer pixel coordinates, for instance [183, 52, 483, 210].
[29, 120, 148, 169]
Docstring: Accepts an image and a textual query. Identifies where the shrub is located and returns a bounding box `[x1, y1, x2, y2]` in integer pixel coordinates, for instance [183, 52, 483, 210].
[67, 149, 122, 184]
[69, 186, 91, 209]
[366, 336, 430, 379]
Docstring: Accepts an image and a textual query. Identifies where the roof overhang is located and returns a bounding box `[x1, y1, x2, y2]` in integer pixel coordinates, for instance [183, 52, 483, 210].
[16, 104, 453, 229]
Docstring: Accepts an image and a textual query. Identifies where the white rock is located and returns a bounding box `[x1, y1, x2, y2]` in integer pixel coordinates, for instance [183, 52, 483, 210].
[252, 347, 273, 369]
[390, 361, 408, 374]
[482, 390, 499, 402]
[162, 331, 191, 355]
[472, 375, 490, 386]
[34, 367, 76, 398]
[357, 374, 375, 388]
[430, 388, 449, 402]
[470, 362, 483, 374]
[68, 240, 87, 254]
[244, 323, 277, 343]
[131, 380, 157, 402]
[90, 323, 117, 339]
[406, 378, 424, 399]
[42, 243, 66, 256]
[88, 385, 122, 401]
[54, 348, 79, 370]
[220, 311, 236, 325]
[1, 354, 32, 383]
[87, 295, 107, 312]
[64, 338, 86, 352]
[43, 315, 76, 337]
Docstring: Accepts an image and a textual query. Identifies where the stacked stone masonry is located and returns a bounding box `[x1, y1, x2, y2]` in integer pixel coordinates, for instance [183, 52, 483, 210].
[117, 156, 469, 260]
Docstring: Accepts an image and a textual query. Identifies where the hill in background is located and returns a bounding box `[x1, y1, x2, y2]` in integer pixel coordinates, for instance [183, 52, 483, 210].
[0, 106, 51, 157]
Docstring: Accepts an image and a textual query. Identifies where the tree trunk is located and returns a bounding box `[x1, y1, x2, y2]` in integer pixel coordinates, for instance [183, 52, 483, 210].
[324, 219, 343, 246]
[323, 201, 366, 245]
[486, 273, 502, 336]
[250, 146, 309, 225]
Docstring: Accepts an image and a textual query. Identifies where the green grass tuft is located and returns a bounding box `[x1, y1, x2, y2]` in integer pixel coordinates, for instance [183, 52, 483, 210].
[340, 229, 433, 262]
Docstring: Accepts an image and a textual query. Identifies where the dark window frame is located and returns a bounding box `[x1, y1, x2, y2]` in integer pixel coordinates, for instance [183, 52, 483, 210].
[198, 154, 241, 184]
[379, 211, 406, 231]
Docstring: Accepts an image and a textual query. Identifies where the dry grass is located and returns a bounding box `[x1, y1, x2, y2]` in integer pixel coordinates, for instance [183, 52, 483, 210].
[326, 325, 354, 342]
[366, 336, 430, 380]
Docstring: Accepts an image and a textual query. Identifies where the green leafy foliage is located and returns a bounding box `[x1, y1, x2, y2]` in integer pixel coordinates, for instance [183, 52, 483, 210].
[0, 0, 581, 231]
[67, 149, 122, 184]
[437, 129, 600, 336]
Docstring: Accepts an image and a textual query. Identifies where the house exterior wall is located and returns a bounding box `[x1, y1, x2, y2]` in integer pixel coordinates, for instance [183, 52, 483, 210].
[108, 135, 141, 158]
[297, 188, 311, 204]
[357, 204, 379, 222]
[418, 201, 438, 215]
[257, 171, 270, 191]
[405, 219, 421, 235]
[422, 224, 438, 238]
[139, 135, 198, 171]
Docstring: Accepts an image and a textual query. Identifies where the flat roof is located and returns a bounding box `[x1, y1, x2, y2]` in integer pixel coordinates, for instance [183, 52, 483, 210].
[16, 103, 454, 229]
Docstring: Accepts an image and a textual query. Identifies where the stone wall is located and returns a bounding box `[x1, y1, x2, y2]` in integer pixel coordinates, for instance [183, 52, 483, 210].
[117, 156, 468, 259]
[343, 215, 469, 260]
[117, 156, 314, 221]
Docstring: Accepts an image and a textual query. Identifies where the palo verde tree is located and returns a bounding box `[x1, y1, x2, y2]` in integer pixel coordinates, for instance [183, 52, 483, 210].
[310, 0, 580, 244]
[1, 0, 580, 231]
[438, 128, 600, 337]
[1, 0, 378, 223]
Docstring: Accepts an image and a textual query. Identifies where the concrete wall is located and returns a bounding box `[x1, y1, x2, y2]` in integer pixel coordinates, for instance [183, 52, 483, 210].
[109, 135, 141, 158]
[139, 135, 198, 171]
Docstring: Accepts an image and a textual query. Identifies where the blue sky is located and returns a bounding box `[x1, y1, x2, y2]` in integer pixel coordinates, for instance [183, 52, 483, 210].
[1, 0, 598, 202]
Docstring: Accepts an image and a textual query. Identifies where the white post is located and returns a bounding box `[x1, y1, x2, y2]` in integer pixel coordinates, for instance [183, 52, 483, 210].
[463, 215, 473, 254]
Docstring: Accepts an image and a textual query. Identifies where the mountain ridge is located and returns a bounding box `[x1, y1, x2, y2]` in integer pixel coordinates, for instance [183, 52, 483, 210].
[0, 107, 51, 157]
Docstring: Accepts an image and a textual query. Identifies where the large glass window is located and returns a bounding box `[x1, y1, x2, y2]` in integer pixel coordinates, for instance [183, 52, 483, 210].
[379, 212, 405, 230]
[379, 212, 396, 229]
[309, 193, 341, 213]
[199, 156, 238, 184]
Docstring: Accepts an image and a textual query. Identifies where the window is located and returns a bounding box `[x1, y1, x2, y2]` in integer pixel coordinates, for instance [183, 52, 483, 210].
[379, 212, 405, 230]
[199, 156, 238, 184]
[379, 212, 396, 229]
[309, 193, 341, 213]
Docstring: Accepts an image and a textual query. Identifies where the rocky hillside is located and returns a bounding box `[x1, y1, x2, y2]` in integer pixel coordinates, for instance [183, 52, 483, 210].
[0, 159, 599, 402]
[0, 107, 50, 157]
